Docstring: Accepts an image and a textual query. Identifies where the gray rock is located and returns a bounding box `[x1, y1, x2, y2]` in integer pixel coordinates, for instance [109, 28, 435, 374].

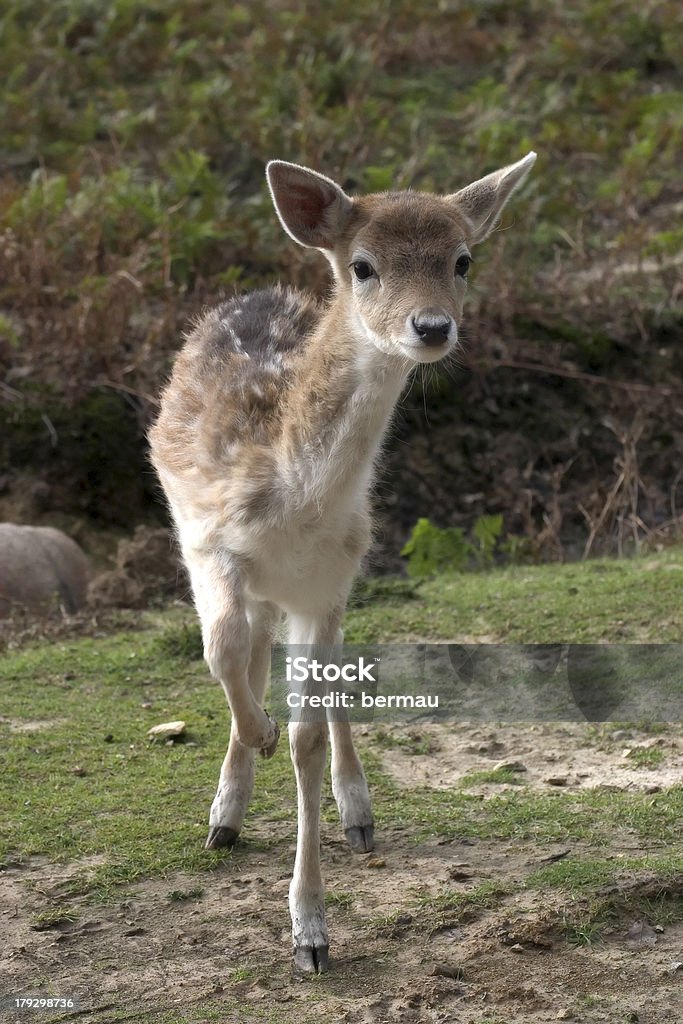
[0, 523, 90, 618]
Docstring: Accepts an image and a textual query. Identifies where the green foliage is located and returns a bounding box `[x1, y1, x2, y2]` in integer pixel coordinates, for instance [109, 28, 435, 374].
[0, 0, 680, 404]
[400, 518, 471, 577]
[401, 514, 507, 577]
[472, 514, 504, 567]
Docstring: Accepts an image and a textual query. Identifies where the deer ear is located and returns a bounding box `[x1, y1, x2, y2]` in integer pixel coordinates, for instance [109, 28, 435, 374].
[447, 151, 537, 244]
[266, 160, 353, 249]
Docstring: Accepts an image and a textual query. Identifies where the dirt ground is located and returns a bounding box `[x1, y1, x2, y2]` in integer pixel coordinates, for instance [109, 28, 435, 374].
[2, 724, 682, 1024]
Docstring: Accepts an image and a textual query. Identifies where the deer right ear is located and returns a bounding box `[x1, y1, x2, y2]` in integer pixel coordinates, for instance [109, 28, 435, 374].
[266, 161, 353, 250]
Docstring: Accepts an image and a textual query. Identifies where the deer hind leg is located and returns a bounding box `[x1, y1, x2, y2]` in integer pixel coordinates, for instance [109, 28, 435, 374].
[287, 610, 344, 974]
[185, 551, 280, 848]
[329, 719, 374, 854]
[206, 599, 281, 850]
[326, 629, 374, 853]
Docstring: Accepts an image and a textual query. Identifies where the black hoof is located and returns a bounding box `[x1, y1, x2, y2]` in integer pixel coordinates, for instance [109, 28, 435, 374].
[205, 825, 239, 850]
[345, 825, 375, 853]
[294, 944, 329, 974]
[259, 713, 280, 759]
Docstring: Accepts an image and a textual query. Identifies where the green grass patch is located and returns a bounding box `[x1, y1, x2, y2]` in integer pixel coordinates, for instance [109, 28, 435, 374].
[324, 890, 355, 909]
[29, 906, 79, 931]
[527, 855, 683, 947]
[345, 547, 683, 642]
[0, 629, 297, 897]
[153, 623, 204, 662]
[626, 745, 666, 768]
[376, 776, 683, 848]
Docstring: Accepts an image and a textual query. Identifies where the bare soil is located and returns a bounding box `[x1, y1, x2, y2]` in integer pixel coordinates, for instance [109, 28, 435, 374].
[2, 724, 682, 1024]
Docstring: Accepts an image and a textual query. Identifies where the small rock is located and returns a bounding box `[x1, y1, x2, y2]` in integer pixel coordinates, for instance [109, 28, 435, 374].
[556, 1011, 573, 1021]
[545, 776, 569, 787]
[668, 960, 683, 974]
[429, 963, 464, 980]
[447, 866, 472, 881]
[123, 926, 146, 936]
[365, 857, 386, 869]
[611, 729, 632, 741]
[509, 943, 525, 952]
[477, 740, 505, 756]
[493, 759, 527, 773]
[625, 921, 657, 946]
[147, 720, 186, 742]
[72, 765, 86, 777]
[644, 784, 661, 794]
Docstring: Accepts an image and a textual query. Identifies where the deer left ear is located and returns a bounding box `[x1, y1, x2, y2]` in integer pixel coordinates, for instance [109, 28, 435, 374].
[266, 160, 353, 250]
[447, 151, 537, 244]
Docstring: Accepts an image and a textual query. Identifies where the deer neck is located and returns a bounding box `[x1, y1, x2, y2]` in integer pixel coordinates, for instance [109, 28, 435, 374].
[281, 298, 411, 507]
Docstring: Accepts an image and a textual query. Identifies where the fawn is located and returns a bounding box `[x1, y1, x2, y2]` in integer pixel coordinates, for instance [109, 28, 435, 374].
[149, 151, 536, 973]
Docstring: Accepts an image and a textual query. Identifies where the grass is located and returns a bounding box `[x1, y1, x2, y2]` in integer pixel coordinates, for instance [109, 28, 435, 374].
[29, 907, 79, 930]
[324, 890, 355, 909]
[344, 546, 683, 642]
[626, 745, 666, 768]
[0, 628, 298, 897]
[385, 783, 683, 847]
[2, 547, 682, 906]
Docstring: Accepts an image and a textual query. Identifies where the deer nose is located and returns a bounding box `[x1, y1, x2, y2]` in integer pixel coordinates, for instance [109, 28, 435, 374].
[411, 308, 453, 347]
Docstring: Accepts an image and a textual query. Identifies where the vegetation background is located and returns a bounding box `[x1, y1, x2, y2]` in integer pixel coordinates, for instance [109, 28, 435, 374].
[1, 0, 681, 567]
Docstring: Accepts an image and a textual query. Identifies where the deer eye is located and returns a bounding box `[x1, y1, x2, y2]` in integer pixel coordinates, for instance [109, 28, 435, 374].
[351, 260, 375, 281]
[455, 254, 471, 278]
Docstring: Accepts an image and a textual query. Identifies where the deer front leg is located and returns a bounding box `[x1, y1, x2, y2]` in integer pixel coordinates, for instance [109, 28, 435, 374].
[186, 555, 280, 849]
[206, 600, 281, 850]
[287, 609, 344, 973]
[289, 717, 329, 973]
[327, 629, 374, 853]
